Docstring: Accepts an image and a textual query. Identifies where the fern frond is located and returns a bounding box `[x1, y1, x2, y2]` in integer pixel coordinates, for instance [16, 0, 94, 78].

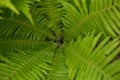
[47, 49, 68, 80]
[0, 38, 54, 54]
[64, 32, 120, 80]
[0, 0, 38, 24]
[0, 0, 120, 80]
[62, 0, 120, 40]
[37, 0, 64, 39]
[0, 8, 53, 41]
[12, 0, 34, 25]
[0, 45, 56, 80]
[0, 0, 19, 14]
[0, 44, 69, 80]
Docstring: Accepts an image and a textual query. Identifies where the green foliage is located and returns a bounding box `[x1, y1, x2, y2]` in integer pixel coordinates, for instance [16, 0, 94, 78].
[0, 0, 41, 25]
[0, 0, 19, 14]
[64, 33, 120, 80]
[0, 0, 120, 80]
[0, 45, 56, 80]
[62, 0, 120, 40]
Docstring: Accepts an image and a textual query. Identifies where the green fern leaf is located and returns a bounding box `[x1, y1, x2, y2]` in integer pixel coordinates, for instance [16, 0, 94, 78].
[64, 33, 120, 80]
[62, 0, 120, 40]
[0, 0, 120, 80]
[11, 0, 35, 25]
[0, 45, 56, 80]
[0, 0, 19, 14]
[47, 49, 69, 80]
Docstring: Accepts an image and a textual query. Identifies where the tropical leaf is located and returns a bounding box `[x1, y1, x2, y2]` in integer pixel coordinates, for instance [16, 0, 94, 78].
[62, 0, 120, 40]
[47, 49, 69, 80]
[64, 32, 120, 80]
[0, 44, 56, 80]
[0, 43, 69, 80]
[0, 0, 19, 20]
[0, 0, 19, 14]
[0, 0, 64, 41]
[0, 38, 54, 54]
[0, 0, 40, 24]
[36, 0, 64, 40]
[0, 7, 53, 41]
[0, 0, 120, 80]
[11, 0, 34, 25]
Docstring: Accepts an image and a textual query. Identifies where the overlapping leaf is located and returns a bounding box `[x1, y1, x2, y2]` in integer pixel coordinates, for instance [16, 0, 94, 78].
[0, 44, 56, 80]
[0, 0, 39, 24]
[0, 43, 69, 80]
[64, 33, 120, 80]
[47, 49, 69, 80]
[0, 7, 53, 41]
[0, 0, 19, 14]
[62, 0, 120, 40]
[0, 0, 120, 80]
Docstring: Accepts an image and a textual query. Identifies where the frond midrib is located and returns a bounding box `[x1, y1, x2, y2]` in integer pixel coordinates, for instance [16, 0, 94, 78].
[4, 46, 53, 80]
[0, 39, 51, 44]
[68, 3, 120, 35]
[2, 17, 52, 37]
[66, 48, 112, 80]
